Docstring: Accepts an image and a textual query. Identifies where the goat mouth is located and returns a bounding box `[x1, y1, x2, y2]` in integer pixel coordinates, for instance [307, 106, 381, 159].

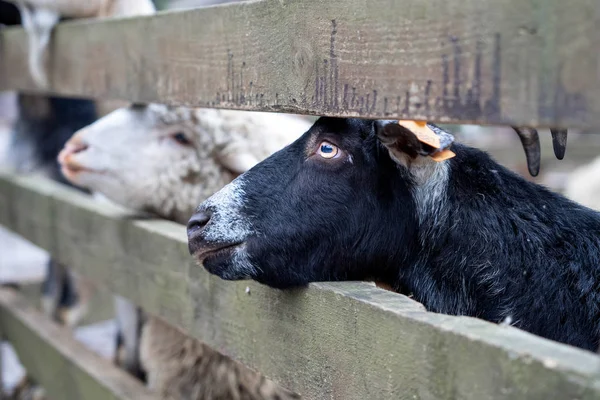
[192, 241, 243, 262]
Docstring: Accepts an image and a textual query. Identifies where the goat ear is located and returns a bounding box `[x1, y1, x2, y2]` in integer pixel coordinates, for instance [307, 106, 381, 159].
[216, 142, 261, 175]
[376, 121, 455, 166]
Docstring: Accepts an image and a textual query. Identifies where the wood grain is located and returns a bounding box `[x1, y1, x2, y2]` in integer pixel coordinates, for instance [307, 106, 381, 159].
[0, 288, 157, 400]
[0, 0, 598, 129]
[1, 172, 600, 399]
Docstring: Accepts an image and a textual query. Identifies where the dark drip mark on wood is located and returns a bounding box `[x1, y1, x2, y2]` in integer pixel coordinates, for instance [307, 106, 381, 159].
[342, 84, 349, 110]
[239, 62, 245, 105]
[312, 20, 378, 113]
[424, 80, 432, 115]
[218, 50, 269, 108]
[323, 60, 328, 108]
[483, 33, 501, 119]
[370, 90, 377, 113]
[331, 20, 338, 111]
[427, 33, 500, 120]
[213, 20, 514, 122]
[452, 37, 461, 114]
[442, 51, 449, 112]
[227, 50, 234, 103]
[538, 55, 588, 125]
[402, 91, 409, 114]
[249, 81, 253, 106]
[314, 59, 320, 107]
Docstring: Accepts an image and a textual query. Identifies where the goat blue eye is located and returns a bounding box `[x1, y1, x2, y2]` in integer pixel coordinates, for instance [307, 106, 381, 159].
[317, 141, 339, 159]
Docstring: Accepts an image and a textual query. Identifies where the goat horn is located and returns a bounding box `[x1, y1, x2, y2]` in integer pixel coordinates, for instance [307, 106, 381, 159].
[513, 127, 541, 177]
[550, 129, 568, 160]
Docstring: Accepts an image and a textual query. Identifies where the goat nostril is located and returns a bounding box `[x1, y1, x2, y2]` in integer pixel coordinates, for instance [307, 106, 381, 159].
[187, 211, 211, 235]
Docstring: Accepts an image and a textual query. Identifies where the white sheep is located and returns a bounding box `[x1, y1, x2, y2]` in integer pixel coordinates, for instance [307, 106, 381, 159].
[59, 103, 309, 222]
[59, 103, 310, 399]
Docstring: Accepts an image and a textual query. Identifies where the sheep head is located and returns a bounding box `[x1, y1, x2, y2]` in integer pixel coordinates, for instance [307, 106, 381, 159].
[58, 103, 310, 224]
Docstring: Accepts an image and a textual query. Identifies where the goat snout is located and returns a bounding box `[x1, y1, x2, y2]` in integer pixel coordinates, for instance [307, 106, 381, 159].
[187, 210, 212, 235]
[187, 178, 255, 280]
[186, 208, 218, 257]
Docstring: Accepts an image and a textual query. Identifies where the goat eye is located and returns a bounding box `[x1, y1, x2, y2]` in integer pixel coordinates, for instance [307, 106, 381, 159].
[318, 141, 339, 159]
[172, 132, 191, 146]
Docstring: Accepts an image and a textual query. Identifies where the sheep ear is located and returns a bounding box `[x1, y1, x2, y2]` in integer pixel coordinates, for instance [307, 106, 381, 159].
[376, 120, 455, 167]
[216, 142, 261, 175]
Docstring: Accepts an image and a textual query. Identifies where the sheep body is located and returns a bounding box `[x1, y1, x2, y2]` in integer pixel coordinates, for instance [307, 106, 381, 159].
[141, 317, 297, 400]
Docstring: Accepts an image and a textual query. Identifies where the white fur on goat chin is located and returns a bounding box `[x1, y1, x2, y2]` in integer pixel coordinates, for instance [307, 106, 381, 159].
[59, 104, 309, 399]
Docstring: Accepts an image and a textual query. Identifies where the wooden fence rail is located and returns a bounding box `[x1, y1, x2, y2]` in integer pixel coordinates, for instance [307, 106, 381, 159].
[0, 288, 157, 400]
[1, 172, 599, 400]
[1, 0, 598, 129]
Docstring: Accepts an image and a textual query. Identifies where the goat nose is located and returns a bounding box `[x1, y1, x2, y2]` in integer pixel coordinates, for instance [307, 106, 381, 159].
[187, 210, 212, 235]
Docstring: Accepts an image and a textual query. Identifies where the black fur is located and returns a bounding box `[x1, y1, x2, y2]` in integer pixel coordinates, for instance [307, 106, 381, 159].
[114, 308, 148, 383]
[41, 260, 81, 323]
[0, 1, 21, 26]
[190, 117, 600, 351]
[11, 95, 97, 186]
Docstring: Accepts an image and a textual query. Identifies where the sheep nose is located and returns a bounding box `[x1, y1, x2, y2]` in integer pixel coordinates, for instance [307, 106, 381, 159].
[187, 210, 212, 235]
[57, 137, 88, 165]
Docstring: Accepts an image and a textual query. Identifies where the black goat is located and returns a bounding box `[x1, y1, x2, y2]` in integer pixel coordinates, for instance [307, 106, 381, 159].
[188, 117, 600, 352]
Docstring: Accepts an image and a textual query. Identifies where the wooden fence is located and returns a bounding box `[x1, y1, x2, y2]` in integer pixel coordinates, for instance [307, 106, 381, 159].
[1, 1, 599, 399]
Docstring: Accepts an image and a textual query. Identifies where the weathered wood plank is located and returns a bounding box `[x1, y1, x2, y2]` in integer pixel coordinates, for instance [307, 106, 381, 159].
[0, 0, 598, 129]
[0, 288, 157, 400]
[1, 173, 600, 399]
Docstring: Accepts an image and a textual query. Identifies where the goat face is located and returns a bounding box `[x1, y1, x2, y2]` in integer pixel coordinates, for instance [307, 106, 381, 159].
[187, 117, 420, 287]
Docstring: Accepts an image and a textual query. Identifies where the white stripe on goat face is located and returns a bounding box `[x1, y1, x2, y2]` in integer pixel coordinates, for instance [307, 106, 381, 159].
[200, 175, 254, 244]
[221, 245, 257, 280]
